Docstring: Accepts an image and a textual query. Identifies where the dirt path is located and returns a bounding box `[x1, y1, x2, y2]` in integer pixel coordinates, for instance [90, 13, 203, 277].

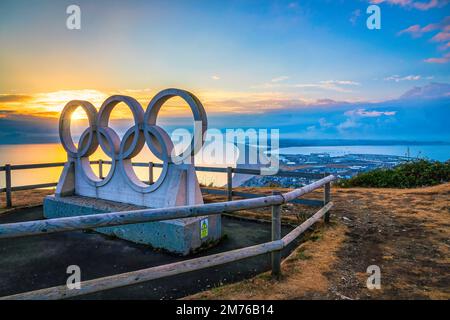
[189, 184, 450, 300]
[326, 184, 450, 299]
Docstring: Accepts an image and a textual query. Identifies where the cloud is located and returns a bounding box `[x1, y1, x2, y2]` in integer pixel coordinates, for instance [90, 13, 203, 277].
[0, 83, 447, 127]
[251, 79, 360, 93]
[0, 94, 33, 103]
[345, 108, 397, 117]
[431, 28, 450, 42]
[396, 17, 450, 63]
[399, 82, 450, 98]
[371, 0, 449, 11]
[287, 2, 299, 9]
[349, 9, 361, 26]
[384, 75, 422, 82]
[285, 80, 360, 93]
[271, 76, 289, 83]
[337, 107, 397, 134]
[0, 110, 16, 119]
[0, 113, 59, 144]
[1, 83, 449, 143]
[424, 52, 450, 63]
[438, 41, 450, 50]
[318, 117, 333, 128]
[398, 16, 449, 39]
[397, 24, 438, 38]
[412, 0, 447, 10]
[211, 75, 221, 80]
[292, 83, 351, 93]
[337, 118, 360, 131]
[319, 80, 361, 86]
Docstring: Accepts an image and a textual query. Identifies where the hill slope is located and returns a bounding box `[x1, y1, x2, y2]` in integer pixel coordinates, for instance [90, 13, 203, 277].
[188, 184, 450, 299]
[1, 185, 449, 299]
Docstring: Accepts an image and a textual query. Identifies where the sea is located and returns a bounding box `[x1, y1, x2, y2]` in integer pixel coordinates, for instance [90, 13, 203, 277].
[0, 143, 449, 188]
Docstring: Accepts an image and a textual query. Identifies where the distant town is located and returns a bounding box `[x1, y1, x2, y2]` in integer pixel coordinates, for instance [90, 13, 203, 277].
[241, 152, 409, 188]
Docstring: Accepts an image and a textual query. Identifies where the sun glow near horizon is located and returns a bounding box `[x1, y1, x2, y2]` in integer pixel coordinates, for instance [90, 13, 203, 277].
[1, 87, 323, 121]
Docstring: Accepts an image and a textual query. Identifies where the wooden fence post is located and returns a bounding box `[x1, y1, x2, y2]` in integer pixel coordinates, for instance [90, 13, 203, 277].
[149, 162, 154, 184]
[5, 164, 12, 208]
[324, 182, 331, 223]
[271, 191, 282, 279]
[98, 159, 103, 179]
[227, 166, 233, 201]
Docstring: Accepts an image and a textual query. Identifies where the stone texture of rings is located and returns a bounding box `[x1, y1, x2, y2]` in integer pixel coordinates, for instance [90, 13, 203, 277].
[59, 88, 207, 193]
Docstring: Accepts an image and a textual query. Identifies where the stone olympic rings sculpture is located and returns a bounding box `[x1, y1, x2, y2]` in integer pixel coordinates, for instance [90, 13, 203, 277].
[59, 88, 207, 193]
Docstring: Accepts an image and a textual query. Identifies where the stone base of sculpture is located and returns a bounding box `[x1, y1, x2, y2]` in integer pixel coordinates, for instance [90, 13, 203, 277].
[44, 195, 222, 256]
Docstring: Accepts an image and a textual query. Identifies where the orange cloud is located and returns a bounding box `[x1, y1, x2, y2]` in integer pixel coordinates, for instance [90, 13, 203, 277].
[371, 0, 448, 10]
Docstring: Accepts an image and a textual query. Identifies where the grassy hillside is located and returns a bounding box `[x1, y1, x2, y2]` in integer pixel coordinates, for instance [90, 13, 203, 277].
[337, 160, 450, 188]
[188, 183, 450, 300]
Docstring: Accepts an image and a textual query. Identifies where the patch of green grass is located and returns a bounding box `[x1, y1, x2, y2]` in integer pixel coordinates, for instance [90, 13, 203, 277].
[258, 273, 273, 281]
[309, 232, 322, 242]
[265, 181, 281, 188]
[296, 250, 312, 260]
[337, 160, 450, 188]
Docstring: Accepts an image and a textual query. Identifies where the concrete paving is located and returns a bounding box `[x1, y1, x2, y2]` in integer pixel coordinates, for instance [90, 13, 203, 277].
[0, 206, 300, 300]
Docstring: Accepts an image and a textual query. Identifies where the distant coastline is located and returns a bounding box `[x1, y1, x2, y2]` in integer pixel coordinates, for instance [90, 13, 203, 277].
[278, 139, 450, 148]
[1, 138, 450, 146]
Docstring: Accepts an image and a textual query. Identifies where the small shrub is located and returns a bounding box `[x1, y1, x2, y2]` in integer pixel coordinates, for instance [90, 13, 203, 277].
[337, 160, 450, 188]
[265, 181, 281, 188]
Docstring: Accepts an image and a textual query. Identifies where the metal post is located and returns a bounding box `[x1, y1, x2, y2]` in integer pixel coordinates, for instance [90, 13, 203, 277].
[271, 191, 282, 279]
[5, 164, 12, 208]
[149, 162, 154, 184]
[324, 182, 331, 223]
[226, 166, 233, 201]
[98, 159, 103, 179]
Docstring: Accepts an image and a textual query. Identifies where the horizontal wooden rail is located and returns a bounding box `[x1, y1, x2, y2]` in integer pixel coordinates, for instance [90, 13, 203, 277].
[201, 187, 324, 207]
[282, 201, 333, 246]
[1, 240, 284, 300]
[0, 175, 335, 240]
[0, 161, 325, 176]
[11, 183, 58, 192]
[1, 201, 333, 300]
[74, 161, 324, 177]
[0, 184, 58, 195]
[1, 161, 326, 197]
[9, 162, 67, 171]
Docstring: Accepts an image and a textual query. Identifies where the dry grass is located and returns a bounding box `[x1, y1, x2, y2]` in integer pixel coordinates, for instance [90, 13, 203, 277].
[186, 223, 346, 300]
[0, 189, 54, 215]
[2, 183, 449, 299]
[194, 183, 450, 300]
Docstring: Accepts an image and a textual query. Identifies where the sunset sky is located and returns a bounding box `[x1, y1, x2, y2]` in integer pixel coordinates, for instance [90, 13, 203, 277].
[0, 0, 449, 143]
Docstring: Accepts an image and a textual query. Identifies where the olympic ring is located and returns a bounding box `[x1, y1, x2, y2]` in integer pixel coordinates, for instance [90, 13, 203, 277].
[58, 88, 207, 192]
[145, 88, 207, 162]
[59, 100, 98, 158]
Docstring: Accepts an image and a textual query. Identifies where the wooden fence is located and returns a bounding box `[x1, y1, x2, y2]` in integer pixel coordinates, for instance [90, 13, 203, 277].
[0, 161, 335, 300]
[0, 160, 326, 208]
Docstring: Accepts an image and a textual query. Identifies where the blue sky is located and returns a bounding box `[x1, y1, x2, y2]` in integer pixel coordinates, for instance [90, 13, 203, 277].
[0, 0, 449, 143]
